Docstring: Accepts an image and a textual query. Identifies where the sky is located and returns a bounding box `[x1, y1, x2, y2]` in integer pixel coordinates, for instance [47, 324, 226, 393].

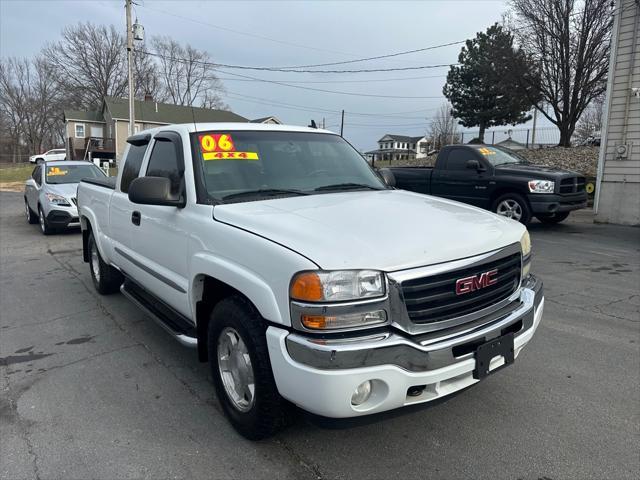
[0, 0, 554, 150]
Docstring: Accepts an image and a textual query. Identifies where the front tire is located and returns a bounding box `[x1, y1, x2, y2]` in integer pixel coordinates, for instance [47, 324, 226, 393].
[88, 232, 123, 294]
[38, 206, 53, 235]
[208, 296, 288, 440]
[492, 193, 532, 225]
[536, 212, 570, 224]
[25, 199, 37, 224]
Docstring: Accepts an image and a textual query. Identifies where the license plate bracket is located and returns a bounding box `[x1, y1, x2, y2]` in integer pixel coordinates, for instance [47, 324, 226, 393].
[473, 332, 515, 380]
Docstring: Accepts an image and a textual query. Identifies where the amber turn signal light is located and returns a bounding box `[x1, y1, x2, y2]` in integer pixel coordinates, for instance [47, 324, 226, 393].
[290, 272, 324, 302]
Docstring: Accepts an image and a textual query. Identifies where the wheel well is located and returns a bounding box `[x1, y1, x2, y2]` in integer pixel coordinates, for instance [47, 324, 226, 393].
[82, 217, 92, 262]
[490, 188, 529, 209]
[195, 275, 250, 362]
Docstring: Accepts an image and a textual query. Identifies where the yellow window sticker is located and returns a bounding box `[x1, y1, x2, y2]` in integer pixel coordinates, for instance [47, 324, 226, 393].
[47, 167, 69, 176]
[199, 133, 259, 160]
[478, 147, 496, 156]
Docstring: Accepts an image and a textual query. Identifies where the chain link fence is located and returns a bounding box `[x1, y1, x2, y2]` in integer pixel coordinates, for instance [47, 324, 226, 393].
[456, 127, 561, 148]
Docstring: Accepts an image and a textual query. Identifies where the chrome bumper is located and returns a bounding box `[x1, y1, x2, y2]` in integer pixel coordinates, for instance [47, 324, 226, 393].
[286, 275, 543, 372]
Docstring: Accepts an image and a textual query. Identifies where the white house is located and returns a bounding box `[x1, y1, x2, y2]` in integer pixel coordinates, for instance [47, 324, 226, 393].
[365, 134, 429, 162]
[595, 0, 639, 225]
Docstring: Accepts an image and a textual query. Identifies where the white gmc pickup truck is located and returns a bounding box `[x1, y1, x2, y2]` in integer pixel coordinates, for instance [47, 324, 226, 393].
[77, 123, 544, 439]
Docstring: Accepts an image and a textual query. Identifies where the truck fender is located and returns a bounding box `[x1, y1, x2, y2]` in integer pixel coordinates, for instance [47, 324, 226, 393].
[190, 252, 285, 326]
[80, 207, 112, 265]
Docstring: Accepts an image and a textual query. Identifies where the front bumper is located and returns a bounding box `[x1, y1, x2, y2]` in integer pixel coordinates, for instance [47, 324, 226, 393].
[46, 209, 79, 228]
[528, 192, 587, 214]
[267, 275, 543, 418]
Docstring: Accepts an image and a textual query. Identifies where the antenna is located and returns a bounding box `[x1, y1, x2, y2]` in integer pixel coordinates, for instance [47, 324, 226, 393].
[190, 104, 199, 134]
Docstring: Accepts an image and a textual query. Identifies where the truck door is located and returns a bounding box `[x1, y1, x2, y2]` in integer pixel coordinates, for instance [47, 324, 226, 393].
[109, 138, 150, 274]
[127, 132, 190, 317]
[431, 147, 491, 208]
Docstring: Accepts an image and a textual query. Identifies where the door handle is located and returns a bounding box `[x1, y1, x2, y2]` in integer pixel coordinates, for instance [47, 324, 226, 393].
[131, 211, 141, 226]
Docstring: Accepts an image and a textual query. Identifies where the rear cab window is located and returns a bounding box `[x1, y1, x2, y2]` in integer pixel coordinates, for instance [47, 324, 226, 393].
[120, 142, 149, 193]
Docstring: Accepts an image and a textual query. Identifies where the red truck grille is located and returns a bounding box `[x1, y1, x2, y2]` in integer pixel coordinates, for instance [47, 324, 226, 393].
[400, 252, 522, 324]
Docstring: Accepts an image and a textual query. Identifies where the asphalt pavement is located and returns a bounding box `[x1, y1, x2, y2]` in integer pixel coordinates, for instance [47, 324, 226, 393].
[1, 191, 639, 480]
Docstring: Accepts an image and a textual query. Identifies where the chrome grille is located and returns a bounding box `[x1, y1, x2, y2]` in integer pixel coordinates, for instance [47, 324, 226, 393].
[400, 252, 521, 324]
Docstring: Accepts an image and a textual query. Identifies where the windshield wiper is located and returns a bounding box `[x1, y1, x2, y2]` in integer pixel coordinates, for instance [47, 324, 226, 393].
[314, 183, 383, 192]
[222, 188, 310, 201]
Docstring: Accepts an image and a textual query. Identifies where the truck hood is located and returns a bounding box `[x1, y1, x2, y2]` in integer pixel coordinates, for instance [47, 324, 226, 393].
[213, 190, 525, 271]
[495, 163, 579, 178]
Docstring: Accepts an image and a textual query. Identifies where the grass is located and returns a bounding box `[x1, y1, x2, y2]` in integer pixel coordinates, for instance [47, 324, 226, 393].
[0, 164, 33, 183]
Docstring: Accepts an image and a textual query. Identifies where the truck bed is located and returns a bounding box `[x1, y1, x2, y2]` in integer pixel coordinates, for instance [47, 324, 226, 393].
[384, 166, 433, 195]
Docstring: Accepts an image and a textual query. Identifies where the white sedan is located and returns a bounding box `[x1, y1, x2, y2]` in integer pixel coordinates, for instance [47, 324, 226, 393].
[29, 148, 66, 164]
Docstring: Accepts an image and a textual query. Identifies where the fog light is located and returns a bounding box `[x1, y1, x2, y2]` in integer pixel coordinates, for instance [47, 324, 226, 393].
[351, 380, 372, 406]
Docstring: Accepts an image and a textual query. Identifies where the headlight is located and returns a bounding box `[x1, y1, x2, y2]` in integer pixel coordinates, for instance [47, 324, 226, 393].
[528, 179, 555, 193]
[290, 270, 385, 302]
[45, 193, 71, 206]
[520, 231, 532, 278]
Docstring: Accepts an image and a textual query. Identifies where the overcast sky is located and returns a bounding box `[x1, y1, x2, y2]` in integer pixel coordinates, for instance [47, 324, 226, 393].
[0, 0, 552, 149]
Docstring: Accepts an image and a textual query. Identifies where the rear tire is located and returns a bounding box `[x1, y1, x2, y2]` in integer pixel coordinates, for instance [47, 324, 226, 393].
[25, 199, 37, 224]
[208, 296, 289, 440]
[88, 232, 123, 294]
[492, 193, 532, 225]
[38, 206, 53, 235]
[536, 212, 570, 224]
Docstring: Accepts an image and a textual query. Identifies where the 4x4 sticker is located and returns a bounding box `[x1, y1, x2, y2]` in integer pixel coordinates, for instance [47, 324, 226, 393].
[199, 133, 259, 161]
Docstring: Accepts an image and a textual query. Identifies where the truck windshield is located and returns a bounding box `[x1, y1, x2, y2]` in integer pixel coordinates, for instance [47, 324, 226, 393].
[45, 164, 106, 184]
[192, 131, 386, 202]
[474, 146, 528, 166]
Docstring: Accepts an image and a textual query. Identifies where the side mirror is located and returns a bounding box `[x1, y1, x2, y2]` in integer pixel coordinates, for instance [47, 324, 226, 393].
[466, 159, 485, 172]
[128, 176, 185, 207]
[379, 168, 396, 187]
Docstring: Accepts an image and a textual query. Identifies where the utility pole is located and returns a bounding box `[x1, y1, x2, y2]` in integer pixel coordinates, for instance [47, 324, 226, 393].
[340, 110, 344, 136]
[322, 117, 325, 129]
[126, 0, 135, 137]
[531, 105, 538, 148]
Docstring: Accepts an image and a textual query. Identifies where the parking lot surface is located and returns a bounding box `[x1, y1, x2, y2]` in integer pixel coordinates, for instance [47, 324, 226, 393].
[1, 190, 639, 480]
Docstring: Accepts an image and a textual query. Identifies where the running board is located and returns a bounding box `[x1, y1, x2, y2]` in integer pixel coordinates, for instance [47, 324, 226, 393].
[121, 279, 197, 348]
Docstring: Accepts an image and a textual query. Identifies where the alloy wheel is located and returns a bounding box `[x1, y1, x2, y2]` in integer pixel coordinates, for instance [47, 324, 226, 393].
[217, 327, 255, 412]
[496, 199, 523, 221]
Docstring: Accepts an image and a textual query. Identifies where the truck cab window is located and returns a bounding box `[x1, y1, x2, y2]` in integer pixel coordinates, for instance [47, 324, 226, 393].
[446, 149, 477, 171]
[120, 143, 148, 193]
[145, 138, 183, 197]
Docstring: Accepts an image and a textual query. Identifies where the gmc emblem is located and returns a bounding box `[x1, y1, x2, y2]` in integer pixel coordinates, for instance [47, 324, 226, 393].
[455, 269, 498, 295]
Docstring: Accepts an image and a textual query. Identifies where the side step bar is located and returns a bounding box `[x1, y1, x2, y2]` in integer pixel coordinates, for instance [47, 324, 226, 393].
[121, 279, 198, 348]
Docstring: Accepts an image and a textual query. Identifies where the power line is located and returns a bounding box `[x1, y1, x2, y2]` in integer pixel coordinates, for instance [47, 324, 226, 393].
[140, 4, 362, 58]
[140, 48, 456, 74]
[141, 50, 447, 99]
[265, 40, 465, 69]
[216, 73, 448, 84]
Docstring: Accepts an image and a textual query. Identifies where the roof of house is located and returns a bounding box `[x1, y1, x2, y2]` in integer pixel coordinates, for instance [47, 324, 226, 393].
[249, 116, 282, 124]
[378, 134, 424, 143]
[63, 109, 105, 122]
[496, 138, 527, 150]
[104, 96, 248, 124]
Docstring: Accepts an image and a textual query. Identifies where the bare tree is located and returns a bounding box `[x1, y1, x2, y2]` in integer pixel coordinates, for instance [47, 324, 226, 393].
[574, 96, 605, 144]
[151, 37, 227, 109]
[0, 57, 63, 156]
[428, 103, 460, 149]
[509, 0, 612, 146]
[42, 23, 129, 109]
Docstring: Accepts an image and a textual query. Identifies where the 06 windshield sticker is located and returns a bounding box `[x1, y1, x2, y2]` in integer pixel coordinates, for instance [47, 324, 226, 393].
[478, 147, 496, 156]
[47, 166, 69, 176]
[199, 133, 259, 160]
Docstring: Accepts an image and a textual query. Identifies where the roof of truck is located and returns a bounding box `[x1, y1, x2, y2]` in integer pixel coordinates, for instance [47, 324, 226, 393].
[138, 123, 337, 136]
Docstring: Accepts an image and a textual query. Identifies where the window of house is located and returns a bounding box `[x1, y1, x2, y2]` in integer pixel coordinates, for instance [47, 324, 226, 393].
[120, 143, 149, 193]
[75, 123, 85, 138]
[134, 124, 141, 134]
[145, 138, 183, 197]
